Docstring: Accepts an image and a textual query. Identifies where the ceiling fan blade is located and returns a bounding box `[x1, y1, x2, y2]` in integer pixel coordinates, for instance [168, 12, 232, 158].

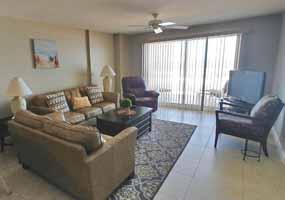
[128, 25, 149, 28]
[159, 22, 176, 26]
[166, 25, 189, 30]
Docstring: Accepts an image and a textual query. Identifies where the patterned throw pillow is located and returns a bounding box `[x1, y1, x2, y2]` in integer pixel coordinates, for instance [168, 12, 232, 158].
[86, 86, 104, 104]
[46, 92, 70, 112]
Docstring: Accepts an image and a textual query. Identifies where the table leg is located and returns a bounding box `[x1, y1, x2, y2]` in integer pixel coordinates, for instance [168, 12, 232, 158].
[0, 138, 4, 152]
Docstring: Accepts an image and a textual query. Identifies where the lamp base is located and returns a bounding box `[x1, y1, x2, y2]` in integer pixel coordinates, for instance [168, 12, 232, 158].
[103, 77, 113, 92]
[10, 96, 27, 115]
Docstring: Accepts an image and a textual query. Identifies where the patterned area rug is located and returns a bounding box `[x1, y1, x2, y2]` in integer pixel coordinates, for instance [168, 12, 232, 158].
[0, 119, 196, 200]
[109, 119, 196, 200]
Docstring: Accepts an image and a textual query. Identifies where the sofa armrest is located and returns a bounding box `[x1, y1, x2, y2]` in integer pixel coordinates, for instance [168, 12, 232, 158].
[102, 92, 120, 108]
[29, 106, 54, 115]
[145, 90, 159, 98]
[85, 127, 137, 200]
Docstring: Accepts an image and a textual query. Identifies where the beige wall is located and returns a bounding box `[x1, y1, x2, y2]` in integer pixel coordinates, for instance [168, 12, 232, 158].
[272, 13, 285, 149]
[90, 32, 114, 89]
[119, 14, 282, 93]
[0, 17, 114, 117]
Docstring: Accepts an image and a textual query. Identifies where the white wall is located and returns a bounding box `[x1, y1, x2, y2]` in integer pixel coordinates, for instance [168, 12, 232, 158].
[0, 17, 114, 117]
[272, 13, 285, 148]
[118, 14, 282, 94]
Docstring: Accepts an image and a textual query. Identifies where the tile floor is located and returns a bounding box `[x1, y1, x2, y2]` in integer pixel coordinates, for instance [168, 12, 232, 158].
[152, 106, 285, 200]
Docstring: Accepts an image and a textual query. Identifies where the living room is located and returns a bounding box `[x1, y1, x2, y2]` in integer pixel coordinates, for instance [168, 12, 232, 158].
[0, 1, 285, 200]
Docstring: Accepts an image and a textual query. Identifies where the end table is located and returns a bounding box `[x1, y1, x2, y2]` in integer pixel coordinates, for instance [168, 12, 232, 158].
[0, 116, 13, 152]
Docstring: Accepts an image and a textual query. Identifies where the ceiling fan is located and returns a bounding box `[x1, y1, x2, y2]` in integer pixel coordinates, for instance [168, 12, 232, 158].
[129, 13, 189, 34]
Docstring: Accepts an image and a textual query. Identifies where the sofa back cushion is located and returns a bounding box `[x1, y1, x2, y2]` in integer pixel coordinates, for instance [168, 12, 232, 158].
[86, 86, 104, 104]
[46, 92, 70, 112]
[250, 95, 284, 126]
[15, 110, 47, 129]
[64, 88, 82, 108]
[43, 121, 102, 154]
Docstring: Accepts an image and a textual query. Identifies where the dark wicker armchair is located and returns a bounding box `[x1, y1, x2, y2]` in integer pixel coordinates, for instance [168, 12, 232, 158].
[215, 95, 284, 160]
[122, 76, 160, 111]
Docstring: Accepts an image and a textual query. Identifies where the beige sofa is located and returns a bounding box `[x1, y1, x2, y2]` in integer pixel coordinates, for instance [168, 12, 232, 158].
[8, 112, 137, 200]
[27, 85, 120, 125]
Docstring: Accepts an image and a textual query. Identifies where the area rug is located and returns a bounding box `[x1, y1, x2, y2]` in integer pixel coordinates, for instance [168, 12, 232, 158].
[0, 119, 196, 200]
[109, 119, 196, 200]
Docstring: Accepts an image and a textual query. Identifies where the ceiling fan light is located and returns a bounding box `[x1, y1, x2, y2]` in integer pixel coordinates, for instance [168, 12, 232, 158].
[154, 27, 163, 34]
[159, 22, 175, 26]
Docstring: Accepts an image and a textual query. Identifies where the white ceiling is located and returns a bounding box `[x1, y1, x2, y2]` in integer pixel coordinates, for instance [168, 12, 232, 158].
[0, 0, 284, 34]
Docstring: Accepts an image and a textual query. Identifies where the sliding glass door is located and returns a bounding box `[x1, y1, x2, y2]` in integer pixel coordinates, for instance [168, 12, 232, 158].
[142, 34, 240, 111]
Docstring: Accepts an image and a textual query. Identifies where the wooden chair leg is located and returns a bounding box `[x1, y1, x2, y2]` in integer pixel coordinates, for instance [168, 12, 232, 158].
[243, 139, 248, 161]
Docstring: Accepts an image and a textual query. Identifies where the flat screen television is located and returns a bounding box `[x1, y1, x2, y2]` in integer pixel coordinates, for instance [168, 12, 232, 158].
[228, 70, 265, 104]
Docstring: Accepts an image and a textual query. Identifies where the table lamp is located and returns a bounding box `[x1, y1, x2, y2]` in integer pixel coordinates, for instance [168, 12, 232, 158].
[6, 77, 32, 114]
[100, 65, 116, 92]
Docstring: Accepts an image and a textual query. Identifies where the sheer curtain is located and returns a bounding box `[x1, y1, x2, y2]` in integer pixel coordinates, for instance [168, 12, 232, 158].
[142, 34, 240, 110]
[143, 40, 185, 104]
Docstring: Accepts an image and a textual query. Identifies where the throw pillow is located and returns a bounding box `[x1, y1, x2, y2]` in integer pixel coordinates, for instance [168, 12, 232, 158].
[72, 96, 91, 110]
[46, 92, 70, 112]
[43, 121, 102, 154]
[86, 86, 104, 104]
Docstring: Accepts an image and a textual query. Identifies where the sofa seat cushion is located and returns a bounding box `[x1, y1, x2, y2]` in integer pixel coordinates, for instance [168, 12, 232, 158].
[219, 113, 265, 138]
[75, 107, 102, 119]
[63, 112, 85, 124]
[93, 102, 116, 113]
[43, 121, 102, 154]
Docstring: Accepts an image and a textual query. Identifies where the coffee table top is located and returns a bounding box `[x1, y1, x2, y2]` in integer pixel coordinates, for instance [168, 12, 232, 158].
[96, 106, 152, 125]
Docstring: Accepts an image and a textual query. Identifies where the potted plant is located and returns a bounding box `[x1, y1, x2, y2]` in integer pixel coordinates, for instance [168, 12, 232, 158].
[120, 98, 133, 114]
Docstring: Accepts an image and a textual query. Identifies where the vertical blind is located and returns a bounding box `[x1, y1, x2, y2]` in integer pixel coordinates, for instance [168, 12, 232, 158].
[142, 34, 240, 110]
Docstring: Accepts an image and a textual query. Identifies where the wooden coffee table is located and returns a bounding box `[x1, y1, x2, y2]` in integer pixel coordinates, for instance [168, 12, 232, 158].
[96, 106, 152, 137]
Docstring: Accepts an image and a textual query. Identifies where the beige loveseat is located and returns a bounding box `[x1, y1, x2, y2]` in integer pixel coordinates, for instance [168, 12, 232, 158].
[8, 111, 137, 200]
[27, 85, 120, 125]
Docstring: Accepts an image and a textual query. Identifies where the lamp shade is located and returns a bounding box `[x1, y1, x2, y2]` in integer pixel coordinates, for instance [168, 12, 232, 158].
[6, 77, 32, 97]
[100, 65, 116, 77]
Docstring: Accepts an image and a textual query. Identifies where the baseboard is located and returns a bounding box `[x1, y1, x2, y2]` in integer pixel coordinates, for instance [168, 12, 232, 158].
[271, 127, 285, 165]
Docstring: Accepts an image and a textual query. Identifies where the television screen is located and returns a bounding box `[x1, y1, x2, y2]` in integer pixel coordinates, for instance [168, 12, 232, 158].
[228, 70, 265, 104]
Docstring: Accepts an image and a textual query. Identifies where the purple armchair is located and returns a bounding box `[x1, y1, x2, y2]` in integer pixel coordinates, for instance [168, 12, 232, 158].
[122, 76, 160, 111]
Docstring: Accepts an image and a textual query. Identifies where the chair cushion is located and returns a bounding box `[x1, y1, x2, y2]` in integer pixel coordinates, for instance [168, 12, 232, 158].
[46, 92, 70, 112]
[219, 113, 265, 137]
[15, 110, 47, 129]
[72, 96, 91, 110]
[93, 102, 116, 113]
[75, 107, 102, 119]
[128, 88, 145, 97]
[86, 86, 104, 104]
[63, 112, 85, 124]
[250, 95, 283, 121]
[43, 121, 102, 154]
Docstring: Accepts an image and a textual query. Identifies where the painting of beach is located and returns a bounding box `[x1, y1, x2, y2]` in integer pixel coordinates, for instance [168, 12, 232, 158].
[32, 39, 59, 68]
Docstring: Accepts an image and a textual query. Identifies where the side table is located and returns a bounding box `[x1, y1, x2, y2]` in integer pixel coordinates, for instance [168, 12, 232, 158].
[0, 116, 13, 152]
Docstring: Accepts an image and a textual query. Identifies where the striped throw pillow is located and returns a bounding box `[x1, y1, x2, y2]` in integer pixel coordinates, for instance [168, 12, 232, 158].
[86, 86, 104, 104]
[46, 92, 70, 112]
